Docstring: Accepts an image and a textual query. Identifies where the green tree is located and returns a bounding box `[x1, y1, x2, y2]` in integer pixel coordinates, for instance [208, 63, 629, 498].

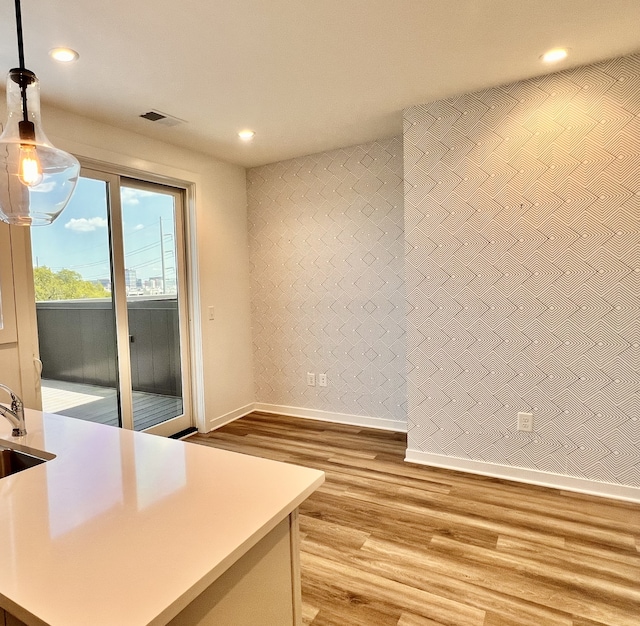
[34, 267, 109, 301]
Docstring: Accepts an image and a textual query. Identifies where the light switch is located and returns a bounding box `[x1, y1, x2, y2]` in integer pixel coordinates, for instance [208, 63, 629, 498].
[208, 306, 215, 321]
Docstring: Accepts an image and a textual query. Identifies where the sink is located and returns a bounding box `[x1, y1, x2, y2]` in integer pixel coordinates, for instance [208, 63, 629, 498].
[0, 447, 48, 479]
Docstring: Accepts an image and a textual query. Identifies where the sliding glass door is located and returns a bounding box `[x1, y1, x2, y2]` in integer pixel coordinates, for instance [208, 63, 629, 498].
[31, 168, 192, 436]
[120, 180, 189, 432]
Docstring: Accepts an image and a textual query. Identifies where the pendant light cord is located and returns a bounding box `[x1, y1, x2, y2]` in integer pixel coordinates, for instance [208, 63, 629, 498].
[13, 0, 30, 125]
[15, 0, 26, 70]
[14, 0, 26, 69]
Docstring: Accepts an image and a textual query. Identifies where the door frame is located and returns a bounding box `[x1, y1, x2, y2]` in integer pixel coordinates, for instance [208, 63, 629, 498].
[28, 161, 200, 435]
[119, 176, 194, 436]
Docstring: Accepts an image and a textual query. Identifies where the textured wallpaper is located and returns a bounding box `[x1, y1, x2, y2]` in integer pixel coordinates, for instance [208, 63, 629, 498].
[247, 138, 406, 424]
[404, 54, 640, 487]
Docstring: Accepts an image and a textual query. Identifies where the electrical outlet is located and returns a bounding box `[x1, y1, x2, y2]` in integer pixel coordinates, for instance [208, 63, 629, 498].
[318, 373, 327, 387]
[517, 412, 533, 432]
[307, 372, 316, 386]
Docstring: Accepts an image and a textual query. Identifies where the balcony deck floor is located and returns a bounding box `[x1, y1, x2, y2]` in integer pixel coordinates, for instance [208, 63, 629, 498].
[41, 379, 183, 431]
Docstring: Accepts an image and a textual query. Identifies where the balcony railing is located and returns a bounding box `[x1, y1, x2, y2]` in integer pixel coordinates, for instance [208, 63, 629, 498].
[36, 296, 181, 397]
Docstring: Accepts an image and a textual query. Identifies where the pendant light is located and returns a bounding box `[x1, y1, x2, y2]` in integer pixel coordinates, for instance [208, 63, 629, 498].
[0, 0, 80, 226]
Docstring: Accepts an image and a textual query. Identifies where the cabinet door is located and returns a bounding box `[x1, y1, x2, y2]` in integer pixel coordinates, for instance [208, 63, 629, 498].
[6, 611, 28, 626]
[0, 607, 29, 626]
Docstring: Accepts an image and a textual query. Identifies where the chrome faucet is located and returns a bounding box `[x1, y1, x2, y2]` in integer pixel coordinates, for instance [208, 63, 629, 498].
[0, 384, 26, 437]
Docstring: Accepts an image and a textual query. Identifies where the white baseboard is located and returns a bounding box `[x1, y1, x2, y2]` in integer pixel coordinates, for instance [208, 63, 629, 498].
[405, 449, 640, 504]
[255, 403, 407, 433]
[206, 403, 256, 432]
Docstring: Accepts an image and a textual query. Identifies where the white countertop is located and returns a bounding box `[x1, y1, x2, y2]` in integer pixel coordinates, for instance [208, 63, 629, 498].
[0, 410, 324, 625]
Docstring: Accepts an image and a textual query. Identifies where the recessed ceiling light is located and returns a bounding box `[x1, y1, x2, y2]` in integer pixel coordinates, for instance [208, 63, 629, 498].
[49, 47, 79, 63]
[541, 48, 568, 64]
[238, 129, 255, 141]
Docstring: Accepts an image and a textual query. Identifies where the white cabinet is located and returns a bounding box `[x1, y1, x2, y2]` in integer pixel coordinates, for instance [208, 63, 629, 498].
[167, 514, 302, 626]
[0, 411, 323, 625]
[0, 516, 301, 626]
[0, 608, 27, 626]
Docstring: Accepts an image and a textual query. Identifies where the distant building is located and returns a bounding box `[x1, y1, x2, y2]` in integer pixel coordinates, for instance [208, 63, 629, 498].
[124, 269, 137, 291]
[148, 276, 164, 292]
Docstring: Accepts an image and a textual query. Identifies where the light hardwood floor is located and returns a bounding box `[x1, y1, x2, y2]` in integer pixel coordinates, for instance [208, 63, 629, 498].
[188, 412, 640, 626]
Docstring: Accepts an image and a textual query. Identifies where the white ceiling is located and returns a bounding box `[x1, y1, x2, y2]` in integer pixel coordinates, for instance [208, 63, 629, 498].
[1, 0, 640, 168]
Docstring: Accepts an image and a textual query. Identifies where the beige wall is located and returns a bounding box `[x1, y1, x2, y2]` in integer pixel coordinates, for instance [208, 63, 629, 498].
[0, 224, 20, 391]
[0, 224, 41, 409]
[0, 100, 254, 431]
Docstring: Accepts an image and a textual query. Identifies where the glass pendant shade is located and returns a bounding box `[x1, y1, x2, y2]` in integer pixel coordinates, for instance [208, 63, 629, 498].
[0, 68, 80, 226]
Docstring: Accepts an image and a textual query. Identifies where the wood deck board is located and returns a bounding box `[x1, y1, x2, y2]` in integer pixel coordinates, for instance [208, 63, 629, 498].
[41, 379, 182, 431]
[187, 412, 640, 626]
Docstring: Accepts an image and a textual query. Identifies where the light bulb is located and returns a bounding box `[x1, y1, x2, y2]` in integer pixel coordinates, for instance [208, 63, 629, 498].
[18, 144, 43, 186]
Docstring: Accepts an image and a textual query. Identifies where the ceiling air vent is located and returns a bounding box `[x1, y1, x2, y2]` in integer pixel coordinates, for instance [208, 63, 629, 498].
[139, 110, 185, 127]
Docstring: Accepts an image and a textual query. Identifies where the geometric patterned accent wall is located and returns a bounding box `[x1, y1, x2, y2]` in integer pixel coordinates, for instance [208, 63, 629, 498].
[247, 138, 406, 424]
[404, 54, 640, 488]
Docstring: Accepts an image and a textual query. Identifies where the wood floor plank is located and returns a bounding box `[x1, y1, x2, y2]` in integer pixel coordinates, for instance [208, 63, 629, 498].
[300, 515, 370, 551]
[571, 618, 619, 626]
[187, 412, 640, 626]
[496, 536, 640, 585]
[482, 613, 559, 626]
[303, 552, 485, 626]
[397, 613, 450, 626]
[301, 603, 319, 625]
[453, 482, 640, 534]
[353, 536, 574, 626]
[427, 535, 640, 625]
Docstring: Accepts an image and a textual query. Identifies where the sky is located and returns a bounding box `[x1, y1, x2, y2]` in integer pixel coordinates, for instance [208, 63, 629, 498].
[31, 177, 177, 286]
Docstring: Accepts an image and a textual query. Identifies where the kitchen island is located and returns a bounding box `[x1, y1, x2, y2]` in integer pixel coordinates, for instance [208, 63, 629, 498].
[0, 410, 324, 625]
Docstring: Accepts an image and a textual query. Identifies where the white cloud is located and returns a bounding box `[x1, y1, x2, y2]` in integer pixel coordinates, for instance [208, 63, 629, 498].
[121, 187, 155, 206]
[64, 217, 108, 232]
[31, 181, 59, 193]
[134, 224, 145, 231]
